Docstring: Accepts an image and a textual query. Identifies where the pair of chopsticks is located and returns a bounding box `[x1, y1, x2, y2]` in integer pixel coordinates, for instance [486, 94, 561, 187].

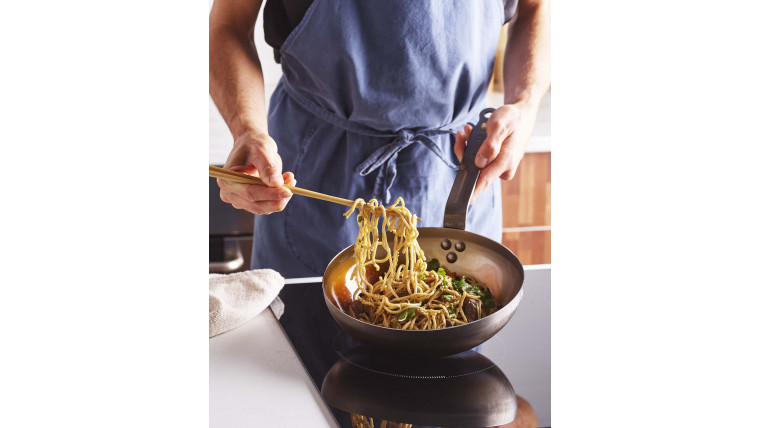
[209, 165, 356, 207]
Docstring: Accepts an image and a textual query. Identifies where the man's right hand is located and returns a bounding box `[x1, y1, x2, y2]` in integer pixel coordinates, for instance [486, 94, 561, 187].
[218, 131, 296, 215]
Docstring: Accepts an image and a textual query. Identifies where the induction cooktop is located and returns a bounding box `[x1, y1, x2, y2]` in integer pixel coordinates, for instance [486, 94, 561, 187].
[274, 273, 550, 428]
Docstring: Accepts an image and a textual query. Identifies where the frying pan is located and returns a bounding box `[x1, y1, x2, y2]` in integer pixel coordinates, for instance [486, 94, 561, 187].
[322, 108, 525, 356]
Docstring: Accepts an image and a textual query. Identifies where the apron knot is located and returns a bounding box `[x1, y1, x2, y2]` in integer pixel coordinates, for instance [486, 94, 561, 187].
[355, 129, 458, 204]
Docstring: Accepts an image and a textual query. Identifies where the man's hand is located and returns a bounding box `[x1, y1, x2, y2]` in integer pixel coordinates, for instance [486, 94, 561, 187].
[454, 102, 538, 202]
[211, 0, 288, 214]
[218, 130, 296, 214]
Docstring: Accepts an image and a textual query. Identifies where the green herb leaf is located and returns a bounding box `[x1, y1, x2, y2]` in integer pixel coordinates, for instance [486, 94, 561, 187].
[442, 294, 454, 301]
[419, 274, 425, 281]
[397, 307, 418, 322]
[426, 258, 440, 272]
[463, 283, 493, 300]
[357, 215, 363, 223]
[452, 277, 468, 293]
[448, 311, 457, 319]
[437, 267, 446, 277]
[483, 298, 497, 308]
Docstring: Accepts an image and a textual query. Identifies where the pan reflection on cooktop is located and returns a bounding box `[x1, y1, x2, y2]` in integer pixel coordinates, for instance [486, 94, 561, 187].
[325, 333, 517, 427]
[331, 331, 497, 379]
[275, 281, 539, 428]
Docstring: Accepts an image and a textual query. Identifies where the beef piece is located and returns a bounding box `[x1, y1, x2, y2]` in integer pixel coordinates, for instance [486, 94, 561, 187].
[463, 297, 479, 322]
[348, 300, 375, 320]
[364, 264, 382, 284]
[445, 318, 453, 328]
[395, 287, 409, 298]
[347, 300, 361, 318]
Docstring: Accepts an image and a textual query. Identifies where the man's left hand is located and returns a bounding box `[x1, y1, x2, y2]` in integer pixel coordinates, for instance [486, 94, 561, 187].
[454, 102, 538, 203]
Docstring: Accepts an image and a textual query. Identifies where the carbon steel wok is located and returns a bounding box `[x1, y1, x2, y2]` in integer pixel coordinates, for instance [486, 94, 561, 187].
[322, 108, 525, 356]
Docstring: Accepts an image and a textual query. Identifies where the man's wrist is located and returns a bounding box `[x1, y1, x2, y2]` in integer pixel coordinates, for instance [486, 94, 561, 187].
[504, 90, 543, 113]
[229, 113, 268, 142]
[235, 127, 269, 143]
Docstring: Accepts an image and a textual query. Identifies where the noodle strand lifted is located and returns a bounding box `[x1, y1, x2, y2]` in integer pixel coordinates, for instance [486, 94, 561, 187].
[343, 197, 498, 330]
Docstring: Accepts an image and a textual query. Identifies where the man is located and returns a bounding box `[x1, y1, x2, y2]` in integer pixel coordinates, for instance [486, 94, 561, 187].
[210, 0, 550, 278]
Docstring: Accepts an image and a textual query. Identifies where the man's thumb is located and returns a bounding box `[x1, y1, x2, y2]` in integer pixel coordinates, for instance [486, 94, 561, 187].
[255, 154, 284, 187]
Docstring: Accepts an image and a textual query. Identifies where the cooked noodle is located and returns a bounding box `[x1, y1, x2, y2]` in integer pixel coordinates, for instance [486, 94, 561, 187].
[343, 197, 497, 330]
[350, 414, 411, 428]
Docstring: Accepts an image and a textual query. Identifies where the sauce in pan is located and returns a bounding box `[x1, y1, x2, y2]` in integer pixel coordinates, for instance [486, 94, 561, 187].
[326, 259, 386, 311]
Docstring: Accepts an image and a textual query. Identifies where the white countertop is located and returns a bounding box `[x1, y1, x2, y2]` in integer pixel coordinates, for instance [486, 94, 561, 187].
[210, 267, 551, 427]
[209, 303, 337, 428]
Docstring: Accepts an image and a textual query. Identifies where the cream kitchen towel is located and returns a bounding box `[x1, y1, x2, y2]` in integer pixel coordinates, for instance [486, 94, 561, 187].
[209, 269, 284, 337]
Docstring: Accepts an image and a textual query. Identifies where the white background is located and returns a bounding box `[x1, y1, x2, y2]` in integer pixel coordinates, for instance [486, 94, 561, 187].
[2, 1, 760, 427]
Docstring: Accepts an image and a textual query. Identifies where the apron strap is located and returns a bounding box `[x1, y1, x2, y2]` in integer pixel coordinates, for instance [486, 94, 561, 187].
[282, 80, 461, 204]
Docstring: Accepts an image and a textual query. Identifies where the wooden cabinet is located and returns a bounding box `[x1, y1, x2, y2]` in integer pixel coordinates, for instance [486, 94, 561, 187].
[500, 152, 551, 265]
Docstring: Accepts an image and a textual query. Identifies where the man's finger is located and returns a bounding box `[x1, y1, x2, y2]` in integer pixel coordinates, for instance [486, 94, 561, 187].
[253, 144, 284, 187]
[218, 179, 257, 203]
[225, 191, 291, 215]
[454, 130, 465, 162]
[282, 171, 297, 187]
[226, 164, 257, 175]
[246, 184, 292, 202]
[454, 124, 474, 162]
[475, 115, 508, 169]
[455, 125, 473, 163]
[471, 148, 513, 203]
[499, 168, 517, 181]
[219, 177, 291, 204]
[224, 191, 258, 213]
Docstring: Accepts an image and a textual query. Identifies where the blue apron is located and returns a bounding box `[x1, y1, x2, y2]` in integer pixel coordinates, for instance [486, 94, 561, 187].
[252, 0, 505, 278]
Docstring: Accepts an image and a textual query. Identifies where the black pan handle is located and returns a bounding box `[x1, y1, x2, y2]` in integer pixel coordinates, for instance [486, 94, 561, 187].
[443, 108, 494, 230]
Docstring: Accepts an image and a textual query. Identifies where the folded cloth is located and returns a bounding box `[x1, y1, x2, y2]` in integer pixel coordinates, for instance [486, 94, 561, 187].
[209, 269, 285, 338]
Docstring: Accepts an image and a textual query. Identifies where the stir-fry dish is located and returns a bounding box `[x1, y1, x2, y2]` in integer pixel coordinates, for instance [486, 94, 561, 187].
[342, 197, 499, 330]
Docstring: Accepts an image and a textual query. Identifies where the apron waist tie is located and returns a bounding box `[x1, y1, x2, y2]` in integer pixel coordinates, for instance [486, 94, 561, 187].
[281, 80, 463, 204]
[356, 129, 458, 204]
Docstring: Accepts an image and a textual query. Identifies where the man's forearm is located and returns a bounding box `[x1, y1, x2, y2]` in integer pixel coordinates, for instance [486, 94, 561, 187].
[209, 24, 268, 140]
[503, 0, 551, 109]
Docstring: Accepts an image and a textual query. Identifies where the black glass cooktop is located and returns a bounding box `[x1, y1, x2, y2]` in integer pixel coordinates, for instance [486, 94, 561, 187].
[275, 275, 550, 428]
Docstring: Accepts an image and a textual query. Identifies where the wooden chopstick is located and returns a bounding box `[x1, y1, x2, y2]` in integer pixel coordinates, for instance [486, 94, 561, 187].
[209, 165, 357, 208]
[209, 166, 266, 185]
